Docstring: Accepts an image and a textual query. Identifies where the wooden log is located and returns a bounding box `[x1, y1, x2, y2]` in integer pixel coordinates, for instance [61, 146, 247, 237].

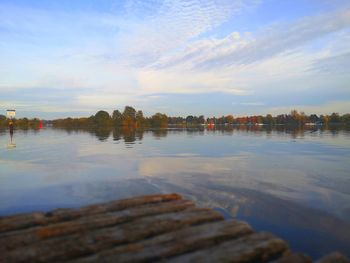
[0, 193, 181, 233]
[167, 232, 288, 263]
[2, 193, 347, 263]
[316, 252, 350, 263]
[73, 220, 254, 263]
[270, 252, 312, 263]
[2, 208, 223, 263]
[0, 199, 194, 252]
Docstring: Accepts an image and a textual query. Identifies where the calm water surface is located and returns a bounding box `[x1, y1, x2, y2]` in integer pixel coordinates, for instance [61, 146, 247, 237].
[1, 127, 350, 258]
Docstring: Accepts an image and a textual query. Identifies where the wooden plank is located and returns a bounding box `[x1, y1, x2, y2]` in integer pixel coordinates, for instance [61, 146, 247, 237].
[72, 220, 253, 263]
[0, 199, 194, 252]
[316, 252, 350, 263]
[270, 252, 312, 263]
[167, 232, 288, 263]
[0, 193, 181, 233]
[2, 208, 223, 263]
[1, 194, 348, 263]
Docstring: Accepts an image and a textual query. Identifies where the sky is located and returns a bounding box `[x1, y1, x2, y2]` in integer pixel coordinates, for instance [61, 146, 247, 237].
[0, 0, 350, 119]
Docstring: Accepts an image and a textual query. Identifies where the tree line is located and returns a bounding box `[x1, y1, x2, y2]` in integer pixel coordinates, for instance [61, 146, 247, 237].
[2, 107, 349, 130]
[206, 110, 350, 126]
[52, 106, 168, 129]
[52, 107, 350, 129]
[0, 115, 42, 129]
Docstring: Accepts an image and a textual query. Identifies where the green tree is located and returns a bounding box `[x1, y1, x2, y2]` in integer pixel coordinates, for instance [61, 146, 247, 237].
[136, 110, 145, 127]
[198, 115, 205, 124]
[341, 114, 350, 124]
[329, 113, 340, 123]
[94, 110, 112, 127]
[309, 114, 319, 123]
[264, 114, 273, 123]
[151, 113, 168, 128]
[123, 106, 136, 119]
[186, 116, 194, 124]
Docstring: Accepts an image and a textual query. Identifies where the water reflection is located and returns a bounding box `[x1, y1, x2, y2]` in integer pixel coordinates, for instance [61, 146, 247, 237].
[7, 128, 16, 149]
[52, 125, 350, 146]
[94, 127, 111, 141]
[152, 128, 168, 138]
[1, 126, 349, 259]
[141, 175, 350, 258]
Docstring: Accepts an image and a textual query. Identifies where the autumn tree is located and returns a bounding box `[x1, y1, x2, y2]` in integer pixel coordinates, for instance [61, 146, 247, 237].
[112, 110, 123, 126]
[225, 115, 234, 124]
[0, 114, 7, 127]
[122, 106, 136, 126]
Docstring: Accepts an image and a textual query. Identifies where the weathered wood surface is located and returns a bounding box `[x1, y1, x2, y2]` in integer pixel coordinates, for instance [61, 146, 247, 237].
[0, 193, 348, 263]
[0, 193, 182, 233]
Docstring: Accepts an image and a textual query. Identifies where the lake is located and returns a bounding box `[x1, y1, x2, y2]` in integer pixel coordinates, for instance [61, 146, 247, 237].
[0, 126, 350, 259]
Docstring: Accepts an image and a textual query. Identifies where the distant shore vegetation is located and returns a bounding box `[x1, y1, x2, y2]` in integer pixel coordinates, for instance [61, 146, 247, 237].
[0, 115, 42, 129]
[1, 106, 350, 129]
[49, 107, 350, 129]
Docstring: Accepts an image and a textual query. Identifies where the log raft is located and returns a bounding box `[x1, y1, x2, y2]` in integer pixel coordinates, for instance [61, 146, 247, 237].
[0, 193, 348, 263]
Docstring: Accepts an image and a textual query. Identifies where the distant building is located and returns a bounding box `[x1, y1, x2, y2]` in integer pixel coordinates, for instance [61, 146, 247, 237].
[6, 109, 16, 119]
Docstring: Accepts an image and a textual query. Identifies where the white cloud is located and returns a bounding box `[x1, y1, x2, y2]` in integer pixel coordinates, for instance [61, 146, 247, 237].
[152, 9, 350, 70]
[0, 3, 122, 37]
[117, 0, 260, 66]
[0, 100, 85, 115]
[311, 51, 350, 74]
[137, 69, 251, 95]
[233, 102, 265, 106]
[130, 8, 350, 98]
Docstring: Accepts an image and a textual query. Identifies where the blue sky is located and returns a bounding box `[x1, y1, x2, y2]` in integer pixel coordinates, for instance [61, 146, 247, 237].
[0, 0, 350, 119]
